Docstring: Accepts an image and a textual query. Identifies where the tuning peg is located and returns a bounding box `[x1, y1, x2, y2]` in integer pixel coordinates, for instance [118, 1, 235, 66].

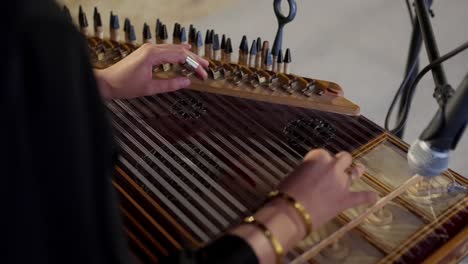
[62, 5, 72, 23]
[204, 29, 213, 59]
[160, 24, 168, 44]
[93, 7, 103, 39]
[194, 31, 203, 56]
[173, 23, 181, 44]
[225, 38, 233, 63]
[128, 25, 137, 45]
[180, 27, 187, 45]
[238, 35, 249, 65]
[276, 49, 283, 73]
[261, 41, 269, 68]
[78, 6, 89, 35]
[143, 23, 153, 43]
[249, 39, 257, 67]
[110, 14, 120, 42]
[284, 48, 291, 74]
[155, 18, 161, 43]
[213, 34, 221, 61]
[123, 18, 131, 42]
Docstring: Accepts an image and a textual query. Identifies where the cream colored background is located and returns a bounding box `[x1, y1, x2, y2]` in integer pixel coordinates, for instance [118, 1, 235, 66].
[58, 0, 234, 29]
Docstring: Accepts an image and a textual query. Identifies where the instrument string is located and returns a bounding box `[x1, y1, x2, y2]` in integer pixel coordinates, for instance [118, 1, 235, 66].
[266, 93, 374, 151]
[426, 177, 450, 241]
[112, 99, 304, 250]
[270, 102, 368, 153]
[188, 90, 299, 170]
[143, 94, 274, 194]
[137, 96, 267, 203]
[113, 99, 248, 217]
[154, 93, 280, 187]
[118, 103, 242, 218]
[323, 111, 382, 144]
[209, 91, 313, 155]
[217, 91, 346, 154]
[110, 102, 231, 230]
[153, 92, 308, 257]
[117, 152, 211, 242]
[126, 98, 249, 212]
[137, 96, 260, 196]
[136, 98, 264, 213]
[175, 92, 291, 178]
[206, 91, 304, 164]
[159, 92, 286, 181]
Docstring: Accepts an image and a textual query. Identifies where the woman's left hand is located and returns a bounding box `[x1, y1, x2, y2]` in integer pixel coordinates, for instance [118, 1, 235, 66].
[95, 43, 209, 100]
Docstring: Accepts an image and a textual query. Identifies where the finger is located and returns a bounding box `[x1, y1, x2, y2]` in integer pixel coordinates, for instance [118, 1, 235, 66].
[334, 151, 353, 171]
[148, 49, 208, 79]
[344, 167, 358, 187]
[346, 164, 365, 182]
[143, 43, 209, 69]
[156, 46, 209, 68]
[145, 77, 191, 95]
[342, 191, 378, 210]
[186, 52, 209, 68]
[304, 149, 333, 164]
[188, 55, 209, 78]
[156, 43, 192, 50]
[353, 163, 366, 177]
[147, 48, 187, 65]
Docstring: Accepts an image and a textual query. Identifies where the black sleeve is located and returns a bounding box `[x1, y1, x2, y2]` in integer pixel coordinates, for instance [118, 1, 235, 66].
[2, 1, 131, 263]
[164, 235, 259, 264]
[1, 1, 259, 264]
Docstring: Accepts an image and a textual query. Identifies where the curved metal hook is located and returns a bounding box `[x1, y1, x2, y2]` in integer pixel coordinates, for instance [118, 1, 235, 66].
[272, 0, 297, 57]
[274, 0, 297, 24]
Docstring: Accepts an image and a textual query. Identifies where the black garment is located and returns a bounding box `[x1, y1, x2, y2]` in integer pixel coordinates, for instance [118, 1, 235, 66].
[2, 1, 258, 263]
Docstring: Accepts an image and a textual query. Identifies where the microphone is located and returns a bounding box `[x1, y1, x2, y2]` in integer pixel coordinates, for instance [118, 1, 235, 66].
[408, 72, 468, 177]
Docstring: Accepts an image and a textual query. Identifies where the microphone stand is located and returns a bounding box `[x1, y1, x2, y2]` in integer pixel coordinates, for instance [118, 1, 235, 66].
[407, 0, 467, 183]
[395, 0, 427, 138]
[413, 0, 454, 106]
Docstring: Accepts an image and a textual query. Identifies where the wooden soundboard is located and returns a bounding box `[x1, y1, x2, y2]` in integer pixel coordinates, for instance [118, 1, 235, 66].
[78, 7, 467, 263]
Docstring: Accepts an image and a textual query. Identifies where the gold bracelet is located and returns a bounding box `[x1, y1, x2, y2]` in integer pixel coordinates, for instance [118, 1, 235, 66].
[268, 190, 313, 238]
[243, 216, 284, 264]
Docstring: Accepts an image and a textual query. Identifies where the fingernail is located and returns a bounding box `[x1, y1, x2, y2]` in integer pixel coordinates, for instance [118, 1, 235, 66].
[180, 78, 190, 87]
[356, 163, 366, 171]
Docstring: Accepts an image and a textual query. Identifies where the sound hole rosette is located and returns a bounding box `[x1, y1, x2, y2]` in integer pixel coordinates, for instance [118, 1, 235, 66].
[170, 98, 207, 120]
[282, 117, 336, 149]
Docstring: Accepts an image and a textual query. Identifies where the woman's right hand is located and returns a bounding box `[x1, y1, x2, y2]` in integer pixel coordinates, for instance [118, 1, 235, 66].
[231, 149, 378, 264]
[278, 149, 378, 236]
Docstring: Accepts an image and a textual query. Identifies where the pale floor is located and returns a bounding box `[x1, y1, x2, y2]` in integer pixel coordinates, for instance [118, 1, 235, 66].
[61, 0, 467, 176]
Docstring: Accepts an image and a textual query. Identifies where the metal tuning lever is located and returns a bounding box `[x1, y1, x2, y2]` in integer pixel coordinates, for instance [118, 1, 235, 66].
[272, 0, 297, 61]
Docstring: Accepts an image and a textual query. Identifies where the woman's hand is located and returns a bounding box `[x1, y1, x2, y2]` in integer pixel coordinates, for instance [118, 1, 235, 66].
[94, 43, 209, 100]
[231, 149, 377, 264]
[278, 149, 377, 233]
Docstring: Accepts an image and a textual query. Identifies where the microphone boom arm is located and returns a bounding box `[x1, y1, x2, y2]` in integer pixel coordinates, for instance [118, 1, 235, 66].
[420, 72, 468, 151]
[408, 72, 468, 177]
